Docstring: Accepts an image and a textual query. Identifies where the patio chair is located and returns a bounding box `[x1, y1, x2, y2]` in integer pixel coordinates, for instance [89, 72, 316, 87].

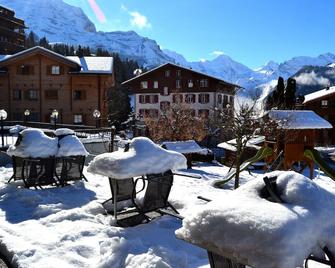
[21, 157, 58, 188]
[55, 155, 87, 186]
[117, 170, 180, 227]
[102, 177, 136, 214]
[8, 156, 24, 183]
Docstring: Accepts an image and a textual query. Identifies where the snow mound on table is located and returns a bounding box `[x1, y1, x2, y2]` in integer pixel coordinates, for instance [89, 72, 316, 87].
[176, 171, 335, 268]
[7, 129, 58, 158]
[87, 137, 187, 179]
[9, 124, 26, 134]
[55, 128, 88, 157]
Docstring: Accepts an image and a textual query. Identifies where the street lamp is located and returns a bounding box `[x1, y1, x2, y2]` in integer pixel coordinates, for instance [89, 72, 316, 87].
[92, 109, 101, 128]
[24, 109, 30, 124]
[0, 109, 8, 148]
[51, 109, 58, 129]
[110, 125, 116, 152]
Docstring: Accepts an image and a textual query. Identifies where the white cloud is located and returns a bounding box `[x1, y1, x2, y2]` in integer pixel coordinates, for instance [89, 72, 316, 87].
[121, 5, 151, 29]
[210, 51, 225, 57]
[199, 58, 206, 62]
[295, 71, 330, 86]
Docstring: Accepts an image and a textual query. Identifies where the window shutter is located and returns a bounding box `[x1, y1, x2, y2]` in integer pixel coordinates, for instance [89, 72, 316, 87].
[172, 94, 176, 103]
[205, 94, 209, 103]
[154, 95, 158, 103]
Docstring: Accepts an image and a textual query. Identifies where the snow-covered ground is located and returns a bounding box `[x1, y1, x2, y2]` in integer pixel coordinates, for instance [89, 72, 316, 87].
[0, 161, 333, 267]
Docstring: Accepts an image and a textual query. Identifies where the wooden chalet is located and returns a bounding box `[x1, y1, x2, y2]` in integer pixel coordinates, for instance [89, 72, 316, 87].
[0, 5, 26, 54]
[265, 110, 332, 178]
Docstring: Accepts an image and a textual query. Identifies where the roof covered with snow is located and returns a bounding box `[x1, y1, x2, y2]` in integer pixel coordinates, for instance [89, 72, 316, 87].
[303, 86, 335, 104]
[268, 110, 332, 129]
[176, 171, 335, 268]
[87, 137, 187, 179]
[218, 135, 265, 152]
[67, 56, 113, 74]
[161, 140, 209, 155]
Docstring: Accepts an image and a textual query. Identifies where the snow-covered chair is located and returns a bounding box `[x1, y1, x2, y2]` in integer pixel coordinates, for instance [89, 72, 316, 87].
[54, 129, 88, 186]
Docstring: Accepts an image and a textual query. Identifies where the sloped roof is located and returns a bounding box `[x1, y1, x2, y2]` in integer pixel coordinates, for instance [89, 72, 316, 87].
[67, 56, 113, 74]
[161, 140, 209, 155]
[218, 135, 265, 152]
[303, 86, 335, 104]
[0, 46, 80, 67]
[268, 110, 332, 129]
[122, 62, 240, 88]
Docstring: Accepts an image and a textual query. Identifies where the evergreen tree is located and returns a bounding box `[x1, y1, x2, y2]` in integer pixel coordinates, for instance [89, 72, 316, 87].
[284, 78, 296, 109]
[276, 76, 285, 108]
[26, 31, 38, 48]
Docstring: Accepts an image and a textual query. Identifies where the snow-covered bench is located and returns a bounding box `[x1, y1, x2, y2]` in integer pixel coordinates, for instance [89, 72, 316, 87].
[88, 137, 187, 226]
[176, 171, 335, 268]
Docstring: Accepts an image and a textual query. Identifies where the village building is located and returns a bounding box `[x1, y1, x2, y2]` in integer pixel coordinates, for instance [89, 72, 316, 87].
[0, 46, 114, 126]
[0, 5, 26, 54]
[122, 62, 238, 120]
[302, 86, 335, 144]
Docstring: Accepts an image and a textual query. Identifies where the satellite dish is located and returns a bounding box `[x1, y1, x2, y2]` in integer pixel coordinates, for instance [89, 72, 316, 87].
[133, 69, 142, 76]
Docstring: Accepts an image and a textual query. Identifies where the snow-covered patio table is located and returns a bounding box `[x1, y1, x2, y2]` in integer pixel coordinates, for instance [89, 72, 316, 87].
[87, 137, 187, 223]
[176, 171, 335, 268]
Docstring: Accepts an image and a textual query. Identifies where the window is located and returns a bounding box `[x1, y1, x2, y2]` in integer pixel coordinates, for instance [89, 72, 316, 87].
[176, 80, 181, 89]
[176, 70, 181, 77]
[200, 79, 208, 88]
[321, 100, 328, 107]
[185, 94, 196, 103]
[149, 109, 159, 118]
[223, 95, 228, 104]
[172, 94, 183, 103]
[229, 96, 234, 103]
[188, 80, 193, 88]
[25, 89, 38, 100]
[74, 114, 83, 124]
[154, 81, 159, 89]
[163, 87, 169, 96]
[145, 95, 151, 104]
[73, 90, 86, 100]
[152, 95, 159, 103]
[165, 70, 170, 77]
[51, 65, 60, 75]
[17, 64, 33, 75]
[140, 81, 148, 89]
[198, 93, 210, 104]
[139, 95, 145, 104]
[160, 101, 170, 110]
[45, 90, 58, 100]
[218, 94, 222, 104]
[13, 89, 22, 100]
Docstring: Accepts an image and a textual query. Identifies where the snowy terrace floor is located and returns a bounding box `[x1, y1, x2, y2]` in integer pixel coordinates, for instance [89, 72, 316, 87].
[0, 162, 334, 268]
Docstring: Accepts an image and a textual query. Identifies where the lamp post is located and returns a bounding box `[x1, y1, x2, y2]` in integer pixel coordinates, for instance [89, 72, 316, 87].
[0, 109, 7, 148]
[24, 109, 30, 124]
[51, 109, 58, 130]
[92, 109, 101, 128]
[110, 125, 116, 152]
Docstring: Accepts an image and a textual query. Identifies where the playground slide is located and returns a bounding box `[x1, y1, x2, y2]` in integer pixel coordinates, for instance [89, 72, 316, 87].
[304, 149, 335, 180]
[214, 146, 273, 188]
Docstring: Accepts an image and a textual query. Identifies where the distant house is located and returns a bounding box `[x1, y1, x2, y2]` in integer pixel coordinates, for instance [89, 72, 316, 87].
[0, 46, 114, 126]
[302, 86, 335, 144]
[122, 62, 238, 120]
[0, 5, 26, 54]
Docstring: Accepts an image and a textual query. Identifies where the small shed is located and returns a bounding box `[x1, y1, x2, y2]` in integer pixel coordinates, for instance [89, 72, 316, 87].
[161, 140, 212, 168]
[265, 110, 332, 178]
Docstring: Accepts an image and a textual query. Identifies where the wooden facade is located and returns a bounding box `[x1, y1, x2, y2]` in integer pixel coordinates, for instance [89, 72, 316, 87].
[122, 63, 238, 119]
[301, 87, 335, 145]
[0, 5, 26, 54]
[0, 46, 114, 126]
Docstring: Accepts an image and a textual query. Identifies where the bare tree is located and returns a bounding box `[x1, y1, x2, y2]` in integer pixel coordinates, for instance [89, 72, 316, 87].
[145, 102, 208, 142]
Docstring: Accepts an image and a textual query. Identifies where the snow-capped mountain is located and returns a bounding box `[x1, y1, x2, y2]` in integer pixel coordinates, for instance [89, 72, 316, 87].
[0, 0, 174, 67]
[2, 0, 335, 92]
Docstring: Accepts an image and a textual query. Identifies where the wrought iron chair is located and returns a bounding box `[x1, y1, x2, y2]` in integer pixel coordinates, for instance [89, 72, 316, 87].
[8, 156, 24, 183]
[55, 155, 87, 186]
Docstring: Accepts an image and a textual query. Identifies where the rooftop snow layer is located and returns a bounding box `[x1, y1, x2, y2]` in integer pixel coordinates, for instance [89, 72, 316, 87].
[218, 135, 265, 152]
[87, 137, 187, 179]
[161, 140, 209, 155]
[176, 171, 335, 268]
[67, 56, 113, 74]
[268, 110, 332, 129]
[303, 86, 335, 104]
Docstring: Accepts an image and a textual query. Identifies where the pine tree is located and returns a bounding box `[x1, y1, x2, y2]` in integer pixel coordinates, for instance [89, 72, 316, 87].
[284, 78, 296, 109]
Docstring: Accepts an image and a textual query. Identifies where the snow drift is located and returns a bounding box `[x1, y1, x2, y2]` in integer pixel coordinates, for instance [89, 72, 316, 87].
[176, 171, 335, 268]
[87, 137, 187, 179]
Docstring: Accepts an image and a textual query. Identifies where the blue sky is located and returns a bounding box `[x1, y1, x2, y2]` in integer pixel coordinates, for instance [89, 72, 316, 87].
[63, 0, 335, 68]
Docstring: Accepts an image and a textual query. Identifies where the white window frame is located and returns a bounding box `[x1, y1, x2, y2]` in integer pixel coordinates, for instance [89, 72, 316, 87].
[176, 80, 181, 89]
[200, 79, 208, 88]
[73, 114, 83, 124]
[321, 100, 328, 107]
[165, 70, 170, 77]
[188, 80, 193, 88]
[140, 81, 148, 89]
[153, 81, 159, 89]
[51, 65, 60, 75]
[163, 87, 169, 96]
